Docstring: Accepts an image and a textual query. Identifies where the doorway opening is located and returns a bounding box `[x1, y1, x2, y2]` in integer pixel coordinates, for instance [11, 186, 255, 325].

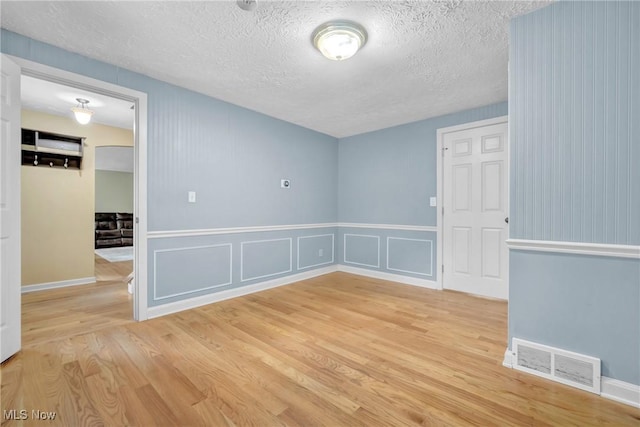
[436, 116, 509, 300]
[10, 55, 148, 327]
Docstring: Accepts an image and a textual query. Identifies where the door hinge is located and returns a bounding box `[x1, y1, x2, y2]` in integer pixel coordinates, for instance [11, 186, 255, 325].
[442, 264, 444, 273]
[135, 217, 139, 224]
[442, 145, 448, 156]
[442, 206, 444, 215]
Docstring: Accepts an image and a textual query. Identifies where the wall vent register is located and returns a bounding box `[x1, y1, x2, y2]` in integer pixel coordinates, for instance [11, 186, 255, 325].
[21, 128, 84, 169]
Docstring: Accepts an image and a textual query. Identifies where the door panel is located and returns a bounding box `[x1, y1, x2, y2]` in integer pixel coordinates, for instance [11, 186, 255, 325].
[481, 160, 503, 211]
[1, 55, 21, 362]
[453, 164, 472, 212]
[452, 227, 471, 275]
[443, 121, 508, 299]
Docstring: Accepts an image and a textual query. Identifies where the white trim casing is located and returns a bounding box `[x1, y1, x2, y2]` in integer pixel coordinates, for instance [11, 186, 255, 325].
[147, 265, 338, 319]
[343, 234, 381, 268]
[601, 377, 640, 409]
[10, 55, 149, 321]
[21, 277, 97, 293]
[337, 264, 438, 290]
[148, 222, 437, 239]
[339, 223, 437, 232]
[436, 116, 509, 291]
[502, 348, 514, 368]
[134, 92, 148, 321]
[149, 223, 339, 239]
[507, 239, 640, 259]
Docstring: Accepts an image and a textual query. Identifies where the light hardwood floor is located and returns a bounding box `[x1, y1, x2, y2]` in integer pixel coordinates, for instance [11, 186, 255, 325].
[2, 269, 639, 426]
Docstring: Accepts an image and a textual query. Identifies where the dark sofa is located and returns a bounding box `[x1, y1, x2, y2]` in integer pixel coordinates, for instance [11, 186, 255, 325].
[95, 212, 134, 248]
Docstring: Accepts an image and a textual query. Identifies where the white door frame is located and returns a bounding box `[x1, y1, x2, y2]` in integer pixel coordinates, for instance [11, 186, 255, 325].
[8, 55, 148, 321]
[435, 115, 509, 291]
[1, 54, 23, 362]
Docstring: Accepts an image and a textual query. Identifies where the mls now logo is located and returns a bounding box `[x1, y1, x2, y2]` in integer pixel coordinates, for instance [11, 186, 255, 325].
[3, 409, 57, 420]
[3, 410, 27, 420]
[32, 410, 57, 420]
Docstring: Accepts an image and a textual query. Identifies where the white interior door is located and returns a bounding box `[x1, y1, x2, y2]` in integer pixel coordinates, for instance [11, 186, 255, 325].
[1, 54, 22, 362]
[443, 121, 508, 299]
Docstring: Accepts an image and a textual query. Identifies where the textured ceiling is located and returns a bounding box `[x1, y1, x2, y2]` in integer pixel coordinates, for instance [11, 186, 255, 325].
[21, 75, 134, 130]
[1, 0, 551, 138]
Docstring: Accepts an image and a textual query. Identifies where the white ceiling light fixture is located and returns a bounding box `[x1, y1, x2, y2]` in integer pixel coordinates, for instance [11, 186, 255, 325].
[312, 20, 367, 61]
[236, 0, 257, 11]
[71, 98, 94, 125]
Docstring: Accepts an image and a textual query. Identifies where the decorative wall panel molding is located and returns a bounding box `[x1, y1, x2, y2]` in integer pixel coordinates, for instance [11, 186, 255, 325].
[153, 244, 232, 300]
[343, 234, 381, 268]
[149, 222, 437, 239]
[240, 238, 292, 282]
[386, 237, 434, 277]
[507, 239, 640, 259]
[339, 223, 437, 232]
[297, 234, 335, 270]
[148, 223, 338, 239]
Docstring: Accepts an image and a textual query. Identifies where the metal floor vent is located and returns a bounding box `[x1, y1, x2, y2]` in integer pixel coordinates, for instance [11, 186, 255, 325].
[513, 338, 601, 394]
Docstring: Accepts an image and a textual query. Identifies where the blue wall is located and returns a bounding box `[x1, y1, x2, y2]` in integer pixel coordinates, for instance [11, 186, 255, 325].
[509, 1, 640, 385]
[2, 28, 507, 299]
[1, 30, 338, 231]
[339, 103, 507, 226]
[1, 29, 339, 305]
[510, 1, 640, 245]
[337, 103, 507, 280]
[510, 250, 639, 384]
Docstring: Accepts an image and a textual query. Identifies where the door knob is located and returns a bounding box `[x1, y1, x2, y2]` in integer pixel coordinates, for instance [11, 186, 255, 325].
[505, 217, 509, 224]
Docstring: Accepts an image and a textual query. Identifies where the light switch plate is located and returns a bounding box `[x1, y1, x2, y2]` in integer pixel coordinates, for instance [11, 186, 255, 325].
[188, 191, 196, 203]
[429, 196, 437, 207]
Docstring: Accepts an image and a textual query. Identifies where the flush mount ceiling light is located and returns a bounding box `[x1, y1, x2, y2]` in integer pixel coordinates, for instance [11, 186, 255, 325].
[237, 0, 257, 11]
[312, 20, 367, 61]
[71, 98, 94, 125]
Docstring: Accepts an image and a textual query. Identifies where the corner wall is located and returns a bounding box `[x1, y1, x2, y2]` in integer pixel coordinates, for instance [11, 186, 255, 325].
[21, 110, 133, 286]
[509, 1, 640, 385]
[337, 103, 507, 281]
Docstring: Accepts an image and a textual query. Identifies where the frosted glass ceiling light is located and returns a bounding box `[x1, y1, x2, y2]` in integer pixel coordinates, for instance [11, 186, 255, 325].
[312, 21, 367, 61]
[71, 98, 94, 125]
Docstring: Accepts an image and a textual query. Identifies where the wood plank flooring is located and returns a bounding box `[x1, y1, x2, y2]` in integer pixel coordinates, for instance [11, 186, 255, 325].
[16, 256, 133, 349]
[2, 270, 639, 426]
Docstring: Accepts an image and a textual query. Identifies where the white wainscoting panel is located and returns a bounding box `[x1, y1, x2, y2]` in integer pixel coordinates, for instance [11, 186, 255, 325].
[343, 234, 380, 268]
[240, 238, 292, 282]
[297, 234, 335, 270]
[153, 244, 232, 300]
[386, 237, 433, 277]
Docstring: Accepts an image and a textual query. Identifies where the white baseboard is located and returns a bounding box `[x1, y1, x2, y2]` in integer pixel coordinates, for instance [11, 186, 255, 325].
[21, 276, 96, 293]
[601, 377, 640, 408]
[502, 348, 514, 368]
[147, 265, 338, 319]
[337, 264, 438, 290]
[502, 346, 640, 408]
